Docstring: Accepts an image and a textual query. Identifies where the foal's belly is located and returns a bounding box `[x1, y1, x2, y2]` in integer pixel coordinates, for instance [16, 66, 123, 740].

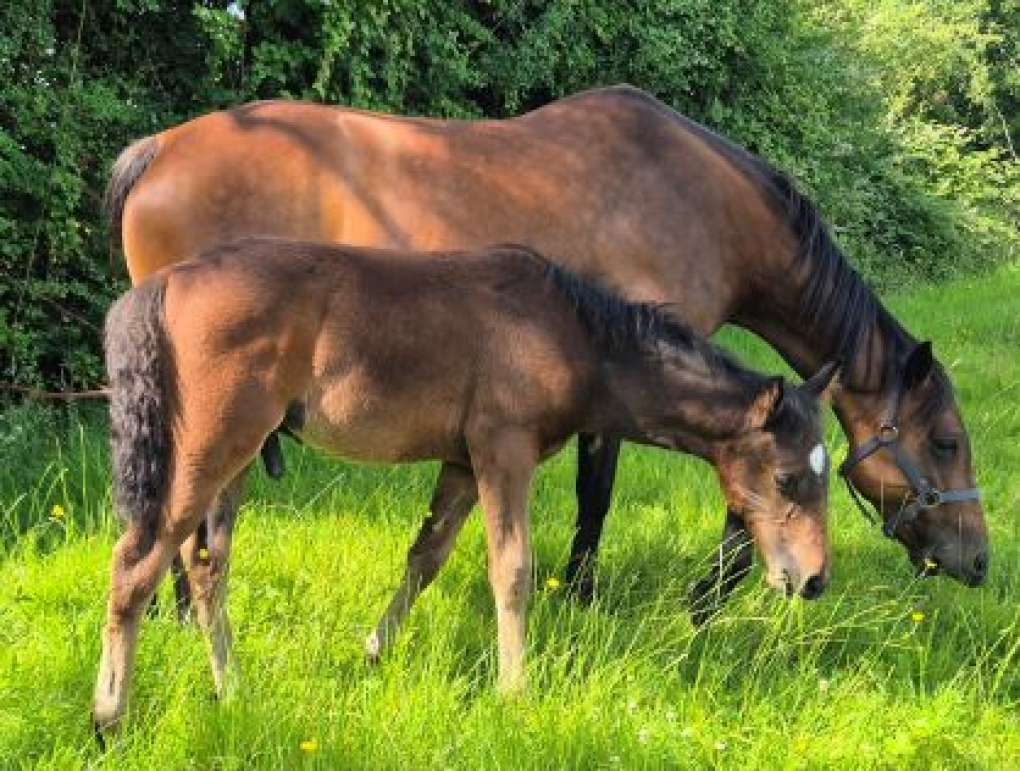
[296, 377, 469, 465]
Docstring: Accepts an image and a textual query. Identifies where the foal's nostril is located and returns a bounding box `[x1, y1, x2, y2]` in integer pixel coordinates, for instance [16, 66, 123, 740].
[800, 574, 825, 600]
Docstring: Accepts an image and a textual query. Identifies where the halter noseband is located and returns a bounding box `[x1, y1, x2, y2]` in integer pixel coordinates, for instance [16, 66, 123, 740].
[838, 387, 980, 539]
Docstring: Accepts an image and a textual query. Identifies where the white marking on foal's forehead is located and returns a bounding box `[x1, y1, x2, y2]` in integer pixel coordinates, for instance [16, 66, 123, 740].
[809, 443, 827, 476]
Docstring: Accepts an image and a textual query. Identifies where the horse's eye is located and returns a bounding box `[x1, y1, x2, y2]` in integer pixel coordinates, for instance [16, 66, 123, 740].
[931, 436, 958, 458]
[775, 473, 799, 498]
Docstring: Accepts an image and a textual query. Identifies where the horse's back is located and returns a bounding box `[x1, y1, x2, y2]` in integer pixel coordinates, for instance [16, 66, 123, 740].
[117, 87, 768, 334]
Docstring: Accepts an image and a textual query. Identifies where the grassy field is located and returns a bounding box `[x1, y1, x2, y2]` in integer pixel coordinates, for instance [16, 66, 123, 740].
[1, 264, 1018, 770]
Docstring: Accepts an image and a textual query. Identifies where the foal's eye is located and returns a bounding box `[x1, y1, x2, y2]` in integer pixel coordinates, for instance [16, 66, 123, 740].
[931, 436, 958, 458]
[775, 473, 799, 498]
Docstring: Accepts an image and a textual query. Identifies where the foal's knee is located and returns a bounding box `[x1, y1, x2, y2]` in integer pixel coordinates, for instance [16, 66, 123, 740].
[493, 559, 532, 610]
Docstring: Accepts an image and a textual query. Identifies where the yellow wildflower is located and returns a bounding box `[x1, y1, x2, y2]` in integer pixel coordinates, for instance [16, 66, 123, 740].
[923, 558, 938, 571]
[51, 504, 65, 519]
[198, 547, 210, 561]
[545, 577, 561, 590]
[910, 610, 924, 623]
[299, 739, 318, 753]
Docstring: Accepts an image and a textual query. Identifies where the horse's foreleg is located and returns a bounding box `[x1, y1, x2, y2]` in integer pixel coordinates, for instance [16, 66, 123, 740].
[366, 463, 477, 661]
[472, 431, 537, 693]
[180, 474, 245, 699]
[565, 434, 621, 603]
[689, 510, 753, 625]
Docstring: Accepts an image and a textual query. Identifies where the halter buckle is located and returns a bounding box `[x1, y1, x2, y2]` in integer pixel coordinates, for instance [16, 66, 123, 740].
[878, 423, 899, 442]
[919, 487, 942, 509]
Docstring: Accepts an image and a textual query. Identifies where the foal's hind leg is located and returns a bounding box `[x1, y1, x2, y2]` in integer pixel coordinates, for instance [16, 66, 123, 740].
[689, 510, 753, 625]
[180, 474, 246, 698]
[366, 463, 477, 661]
[93, 492, 217, 736]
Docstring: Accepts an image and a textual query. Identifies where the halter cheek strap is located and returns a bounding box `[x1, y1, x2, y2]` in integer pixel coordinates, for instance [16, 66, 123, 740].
[839, 400, 980, 539]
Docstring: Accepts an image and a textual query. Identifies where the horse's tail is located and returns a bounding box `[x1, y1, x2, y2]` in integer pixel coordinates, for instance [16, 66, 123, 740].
[104, 277, 172, 528]
[104, 135, 160, 256]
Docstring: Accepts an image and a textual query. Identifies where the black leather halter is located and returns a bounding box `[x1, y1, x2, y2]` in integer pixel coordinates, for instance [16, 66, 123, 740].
[838, 386, 980, 539]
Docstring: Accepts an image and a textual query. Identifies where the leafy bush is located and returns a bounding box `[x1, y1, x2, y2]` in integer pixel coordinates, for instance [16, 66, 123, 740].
[1, 0, 1016, 393]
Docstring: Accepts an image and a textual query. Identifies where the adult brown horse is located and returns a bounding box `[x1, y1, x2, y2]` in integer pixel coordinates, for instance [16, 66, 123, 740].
[94, 239, 837, 737]
[107, 85, 988, 614]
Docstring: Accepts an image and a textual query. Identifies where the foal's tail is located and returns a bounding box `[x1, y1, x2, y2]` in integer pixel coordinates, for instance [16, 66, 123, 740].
[104, 278, 172, 529]
[104, 135, 160, 256]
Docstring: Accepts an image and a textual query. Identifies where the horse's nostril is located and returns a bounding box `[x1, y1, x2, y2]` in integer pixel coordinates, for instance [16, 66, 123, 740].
[973, 552, 988, 578]
[800, 574, 825, 600]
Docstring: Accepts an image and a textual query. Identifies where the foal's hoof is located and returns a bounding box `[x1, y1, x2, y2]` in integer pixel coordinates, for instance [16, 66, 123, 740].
[92, 714, 118, 751]
[364, 632, 383, 665]
[93, 719, 107, 752]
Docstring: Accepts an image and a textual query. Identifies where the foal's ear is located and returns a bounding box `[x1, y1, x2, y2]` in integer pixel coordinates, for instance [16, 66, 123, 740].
[801, 360, 841, 403]
[747, 377, 785, 430]
[903, 341, 935, 391]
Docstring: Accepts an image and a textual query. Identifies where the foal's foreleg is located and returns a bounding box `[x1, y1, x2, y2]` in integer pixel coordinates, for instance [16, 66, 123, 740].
[472, 432, 537, 693]
[180, 474, 246, 698]
[366, 463, 477, 661]
[565, 434, 622, 603]
[689, 510, 753, 626]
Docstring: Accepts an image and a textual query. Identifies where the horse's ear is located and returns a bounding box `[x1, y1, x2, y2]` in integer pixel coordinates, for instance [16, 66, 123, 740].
[903, 341, 935, 391]
[801, 360, 841, 403]
[747, 377, 784, 430]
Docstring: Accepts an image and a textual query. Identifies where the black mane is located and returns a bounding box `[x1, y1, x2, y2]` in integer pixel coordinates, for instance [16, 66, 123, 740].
[758, 165, 958, 414]
[670, 107, 951, 409]
[523, 249, 760, 387]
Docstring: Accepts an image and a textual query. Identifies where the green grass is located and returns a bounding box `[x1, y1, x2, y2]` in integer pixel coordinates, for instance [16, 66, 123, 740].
[2, 265, 1019, 770]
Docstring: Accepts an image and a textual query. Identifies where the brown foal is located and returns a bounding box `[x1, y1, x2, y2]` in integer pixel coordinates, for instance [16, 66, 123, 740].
[94, 238, 838, 737]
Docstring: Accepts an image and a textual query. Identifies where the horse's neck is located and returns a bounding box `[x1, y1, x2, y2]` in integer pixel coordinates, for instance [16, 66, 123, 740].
[593, 352, 759, 458]
[733, 251, 912, 425]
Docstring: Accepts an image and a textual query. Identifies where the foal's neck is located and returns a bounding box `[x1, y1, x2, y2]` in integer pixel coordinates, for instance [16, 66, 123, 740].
[591, 347, 763, 459]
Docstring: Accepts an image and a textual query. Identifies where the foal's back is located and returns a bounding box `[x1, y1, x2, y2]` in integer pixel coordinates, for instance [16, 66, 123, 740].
[162, 238, 598, 464]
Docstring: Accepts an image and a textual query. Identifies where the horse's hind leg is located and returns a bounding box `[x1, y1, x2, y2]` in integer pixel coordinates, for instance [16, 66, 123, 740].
[565, 434, 621, 603]
[180, 473, 246, 698]
[366, 463, 477, 661]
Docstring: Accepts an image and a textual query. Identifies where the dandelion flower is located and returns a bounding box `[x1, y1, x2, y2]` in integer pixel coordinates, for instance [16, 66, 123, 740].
[923, 558, 938, 571]
[51, 504, 65, 519]
[198, 547, 210, 561]
[300, 739, 318, 753]
[910, 610, 924, 623]
[545, 577, 561, 590]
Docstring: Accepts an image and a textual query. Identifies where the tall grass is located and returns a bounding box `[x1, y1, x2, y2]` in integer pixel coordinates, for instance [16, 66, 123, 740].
[1, 266, 1018, 769]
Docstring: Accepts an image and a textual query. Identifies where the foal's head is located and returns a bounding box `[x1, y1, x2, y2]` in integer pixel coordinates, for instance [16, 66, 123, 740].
[715, 364, 839, 599]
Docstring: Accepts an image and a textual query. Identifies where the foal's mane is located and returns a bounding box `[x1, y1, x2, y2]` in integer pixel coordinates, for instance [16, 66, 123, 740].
[498, 246, 760, 388]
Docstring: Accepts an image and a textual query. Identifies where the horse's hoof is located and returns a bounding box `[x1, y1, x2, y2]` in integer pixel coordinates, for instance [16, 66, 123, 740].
[566, 573, 595, 606]
[688, 580, 723, 627]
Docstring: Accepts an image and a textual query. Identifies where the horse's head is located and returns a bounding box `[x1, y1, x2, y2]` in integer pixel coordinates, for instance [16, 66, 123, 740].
[841, 342, 988, 586]
[715, 362, 840, 599]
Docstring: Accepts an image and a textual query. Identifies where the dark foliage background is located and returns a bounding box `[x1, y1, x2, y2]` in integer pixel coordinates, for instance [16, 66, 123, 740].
[1, 0, 1016, 391]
